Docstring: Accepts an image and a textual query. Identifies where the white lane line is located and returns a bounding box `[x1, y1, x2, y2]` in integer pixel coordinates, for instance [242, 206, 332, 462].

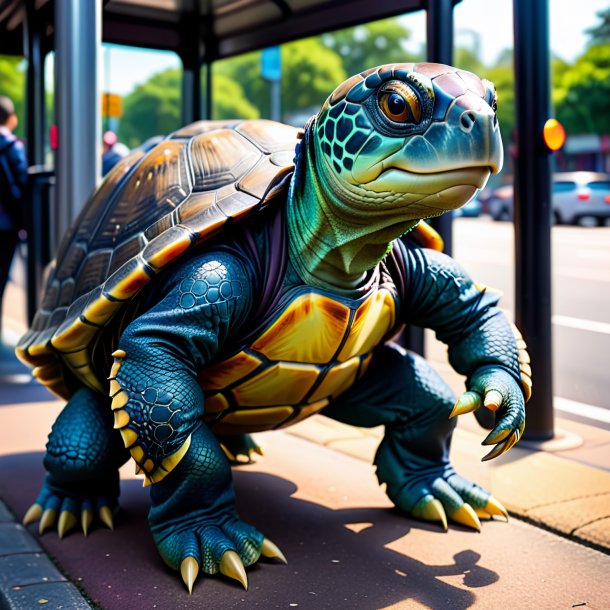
[552, 315, 610, 335]
[554, 397, 610, 425]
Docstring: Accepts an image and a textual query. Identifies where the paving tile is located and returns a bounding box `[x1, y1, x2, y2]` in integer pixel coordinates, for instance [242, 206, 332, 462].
[489, 451, 610, 511]
[574, 517, 610, 549]
[526, 493, 610, 538]
[0, 523, 42, 556]
[0, 553, 66, 588]
[0, 581, 92, 610]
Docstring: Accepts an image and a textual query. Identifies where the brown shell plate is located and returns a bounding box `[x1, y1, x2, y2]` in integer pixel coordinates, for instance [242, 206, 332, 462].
[17, 120, 300, 398]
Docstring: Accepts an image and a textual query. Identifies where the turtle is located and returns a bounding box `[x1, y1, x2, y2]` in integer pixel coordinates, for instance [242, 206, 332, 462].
[17, 62, 530, 594]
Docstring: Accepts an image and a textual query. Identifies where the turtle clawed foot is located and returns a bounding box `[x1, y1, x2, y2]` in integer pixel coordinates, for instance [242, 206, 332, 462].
[177, 536, 287, 594]
[158, 518, 286, 595]
[398, 472, 508, 532]
[23, 485, 118, 538]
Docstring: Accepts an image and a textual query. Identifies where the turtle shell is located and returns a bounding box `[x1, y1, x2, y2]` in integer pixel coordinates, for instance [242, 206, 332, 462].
[17, 120, 300, 399]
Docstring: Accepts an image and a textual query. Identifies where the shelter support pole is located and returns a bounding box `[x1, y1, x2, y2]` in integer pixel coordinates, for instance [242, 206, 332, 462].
[426, 0, 454, 257]
[403, 0, 456, 357]
[181, 15, 204, 125]
[54, 0, 101, 248]
[24, 0, 45, 166]
[513, 0, 554, 439]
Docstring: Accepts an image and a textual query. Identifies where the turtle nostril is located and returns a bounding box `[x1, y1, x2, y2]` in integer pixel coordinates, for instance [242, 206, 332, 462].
[460, 111, 476, 132]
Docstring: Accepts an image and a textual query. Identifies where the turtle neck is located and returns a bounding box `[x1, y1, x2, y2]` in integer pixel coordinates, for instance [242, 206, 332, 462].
[286, 125, 418, 293]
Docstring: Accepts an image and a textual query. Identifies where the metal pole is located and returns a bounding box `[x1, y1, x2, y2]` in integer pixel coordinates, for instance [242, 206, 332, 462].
[401, 0, 456, 358]
[205, 63, 213, 119]
[426, 0, 454, 257]
[24, 0, 45, 166]
[513, 0, 554, 440]
[54, 0, 101, 247]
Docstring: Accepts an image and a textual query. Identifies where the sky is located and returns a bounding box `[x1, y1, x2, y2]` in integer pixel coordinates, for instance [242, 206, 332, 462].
[99, 0, 607, 95]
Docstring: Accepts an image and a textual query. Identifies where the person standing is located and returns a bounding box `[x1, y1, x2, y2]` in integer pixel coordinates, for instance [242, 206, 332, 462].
[0, 96, 28, 341]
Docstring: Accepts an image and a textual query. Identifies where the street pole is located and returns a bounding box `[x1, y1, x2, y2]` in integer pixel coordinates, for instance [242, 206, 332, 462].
[426, 0, 454, 257]
[513, 0, 554, 439]
[403, 0, 456, 358]
[54, 0, 101, 248]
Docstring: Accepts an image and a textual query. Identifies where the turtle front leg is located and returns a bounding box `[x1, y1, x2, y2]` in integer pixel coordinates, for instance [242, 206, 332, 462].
[148, 424, 285, 593]
[24, 387, 128, 537]
[323, 344, 508, 532]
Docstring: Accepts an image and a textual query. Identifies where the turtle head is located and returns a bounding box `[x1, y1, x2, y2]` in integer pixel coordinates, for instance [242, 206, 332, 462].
[310, 63, 502, 222]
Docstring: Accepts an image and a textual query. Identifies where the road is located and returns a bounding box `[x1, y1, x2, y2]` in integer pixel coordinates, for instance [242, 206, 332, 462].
[431, 217, 610, 429]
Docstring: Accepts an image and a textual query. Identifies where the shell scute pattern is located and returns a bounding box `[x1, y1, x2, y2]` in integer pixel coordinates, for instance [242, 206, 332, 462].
[17, 120, 300, 399]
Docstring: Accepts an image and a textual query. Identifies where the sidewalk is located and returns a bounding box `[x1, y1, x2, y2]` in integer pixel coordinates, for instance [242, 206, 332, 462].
[1, 273, 610, 608]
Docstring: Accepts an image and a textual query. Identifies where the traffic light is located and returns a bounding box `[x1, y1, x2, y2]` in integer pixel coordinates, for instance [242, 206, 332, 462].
[542, 118, 566, 152]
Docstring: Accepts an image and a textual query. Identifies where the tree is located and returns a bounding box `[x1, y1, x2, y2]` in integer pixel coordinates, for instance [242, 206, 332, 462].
[323, 19, 422, 77]
[0, 55, 25, 138]
[553, 44, 610, 135]
[119, 69, 182, 148]
[587, 8, 610, 44]
[214, 38, 346, 121]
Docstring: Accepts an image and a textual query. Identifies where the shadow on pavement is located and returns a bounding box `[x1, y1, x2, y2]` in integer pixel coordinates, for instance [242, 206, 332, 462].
[0, 452, 498, 610]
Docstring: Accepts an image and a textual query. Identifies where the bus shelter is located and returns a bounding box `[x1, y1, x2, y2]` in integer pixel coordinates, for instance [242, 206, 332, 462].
[0, 0, 554, 439]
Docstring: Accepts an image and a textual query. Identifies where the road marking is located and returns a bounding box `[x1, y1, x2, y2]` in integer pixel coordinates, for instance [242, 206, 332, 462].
[552, 315, 610, 335]
[554, 397, 610, 424]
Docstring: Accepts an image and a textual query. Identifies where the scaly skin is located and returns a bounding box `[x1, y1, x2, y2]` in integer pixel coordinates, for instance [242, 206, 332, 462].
[24, 63, 526, 594]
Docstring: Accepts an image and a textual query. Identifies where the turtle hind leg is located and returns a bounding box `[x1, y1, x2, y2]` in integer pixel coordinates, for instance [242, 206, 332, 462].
[323, 343, 507, 531]
[216, 433, 264, 464]
[24, 386, 129, 538]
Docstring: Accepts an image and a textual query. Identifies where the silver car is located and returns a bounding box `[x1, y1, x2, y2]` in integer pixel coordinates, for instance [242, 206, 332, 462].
[488, 172, 610, 226]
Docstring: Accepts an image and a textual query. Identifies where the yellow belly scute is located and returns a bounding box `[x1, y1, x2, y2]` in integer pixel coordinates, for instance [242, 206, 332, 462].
[201, 351, 262, 391]
[251, 292, 351, 363]
[231, 362, 320, 406]
[338, 288, 395, 361]
[202, 288, 396, 432]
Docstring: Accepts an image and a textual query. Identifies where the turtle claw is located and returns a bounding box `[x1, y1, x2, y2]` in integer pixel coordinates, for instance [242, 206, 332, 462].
[485, 496, 509, 521]
[39, 508, 57, 535]
[23, 504, 43, 526]
[81, 509, 93, 536]
[411, 495, 448, 532]
[180, 557, 199, 595]
[58, 510, 77, 539]
[220, 550, 248, 590]
[450, 504, 481, 532]
[449, 391, 481, 418]
[261, 537, 287, 563]
[98, 506, 114, 530]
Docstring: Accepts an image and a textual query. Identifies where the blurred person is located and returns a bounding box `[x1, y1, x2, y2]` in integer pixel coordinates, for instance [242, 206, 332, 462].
[0, 96, 27, 342]
[102, 130, 129, 176]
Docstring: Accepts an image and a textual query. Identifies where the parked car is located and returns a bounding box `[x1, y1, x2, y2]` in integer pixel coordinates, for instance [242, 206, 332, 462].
[487, 172, 610, 226]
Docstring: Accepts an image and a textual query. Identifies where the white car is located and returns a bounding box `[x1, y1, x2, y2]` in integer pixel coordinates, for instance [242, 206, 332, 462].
[488, 172, 610, 226]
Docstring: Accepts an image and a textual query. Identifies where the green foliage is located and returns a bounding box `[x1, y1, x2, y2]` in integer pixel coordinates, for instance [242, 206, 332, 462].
[0, 55, 25, 138]
[323, 19, 422, 77]
[587, 8, 610, 44]
[118, 69, 182, 148]
[212, 73, 259, 120]
[214, 38, 346, 120]
[553, 44, 610, 135]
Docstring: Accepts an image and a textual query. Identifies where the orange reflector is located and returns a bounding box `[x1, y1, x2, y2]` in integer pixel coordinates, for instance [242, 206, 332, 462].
[543, 118, 566, 151]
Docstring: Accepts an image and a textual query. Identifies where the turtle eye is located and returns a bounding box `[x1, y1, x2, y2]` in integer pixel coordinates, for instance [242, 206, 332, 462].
[379, 83, 421, 123]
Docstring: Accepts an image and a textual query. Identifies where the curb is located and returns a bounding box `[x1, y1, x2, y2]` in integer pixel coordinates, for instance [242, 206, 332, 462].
[0, 501, 93, 610]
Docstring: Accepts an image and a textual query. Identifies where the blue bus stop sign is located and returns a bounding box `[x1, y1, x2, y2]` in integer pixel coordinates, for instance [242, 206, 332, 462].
[261, 46, 282, 81]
